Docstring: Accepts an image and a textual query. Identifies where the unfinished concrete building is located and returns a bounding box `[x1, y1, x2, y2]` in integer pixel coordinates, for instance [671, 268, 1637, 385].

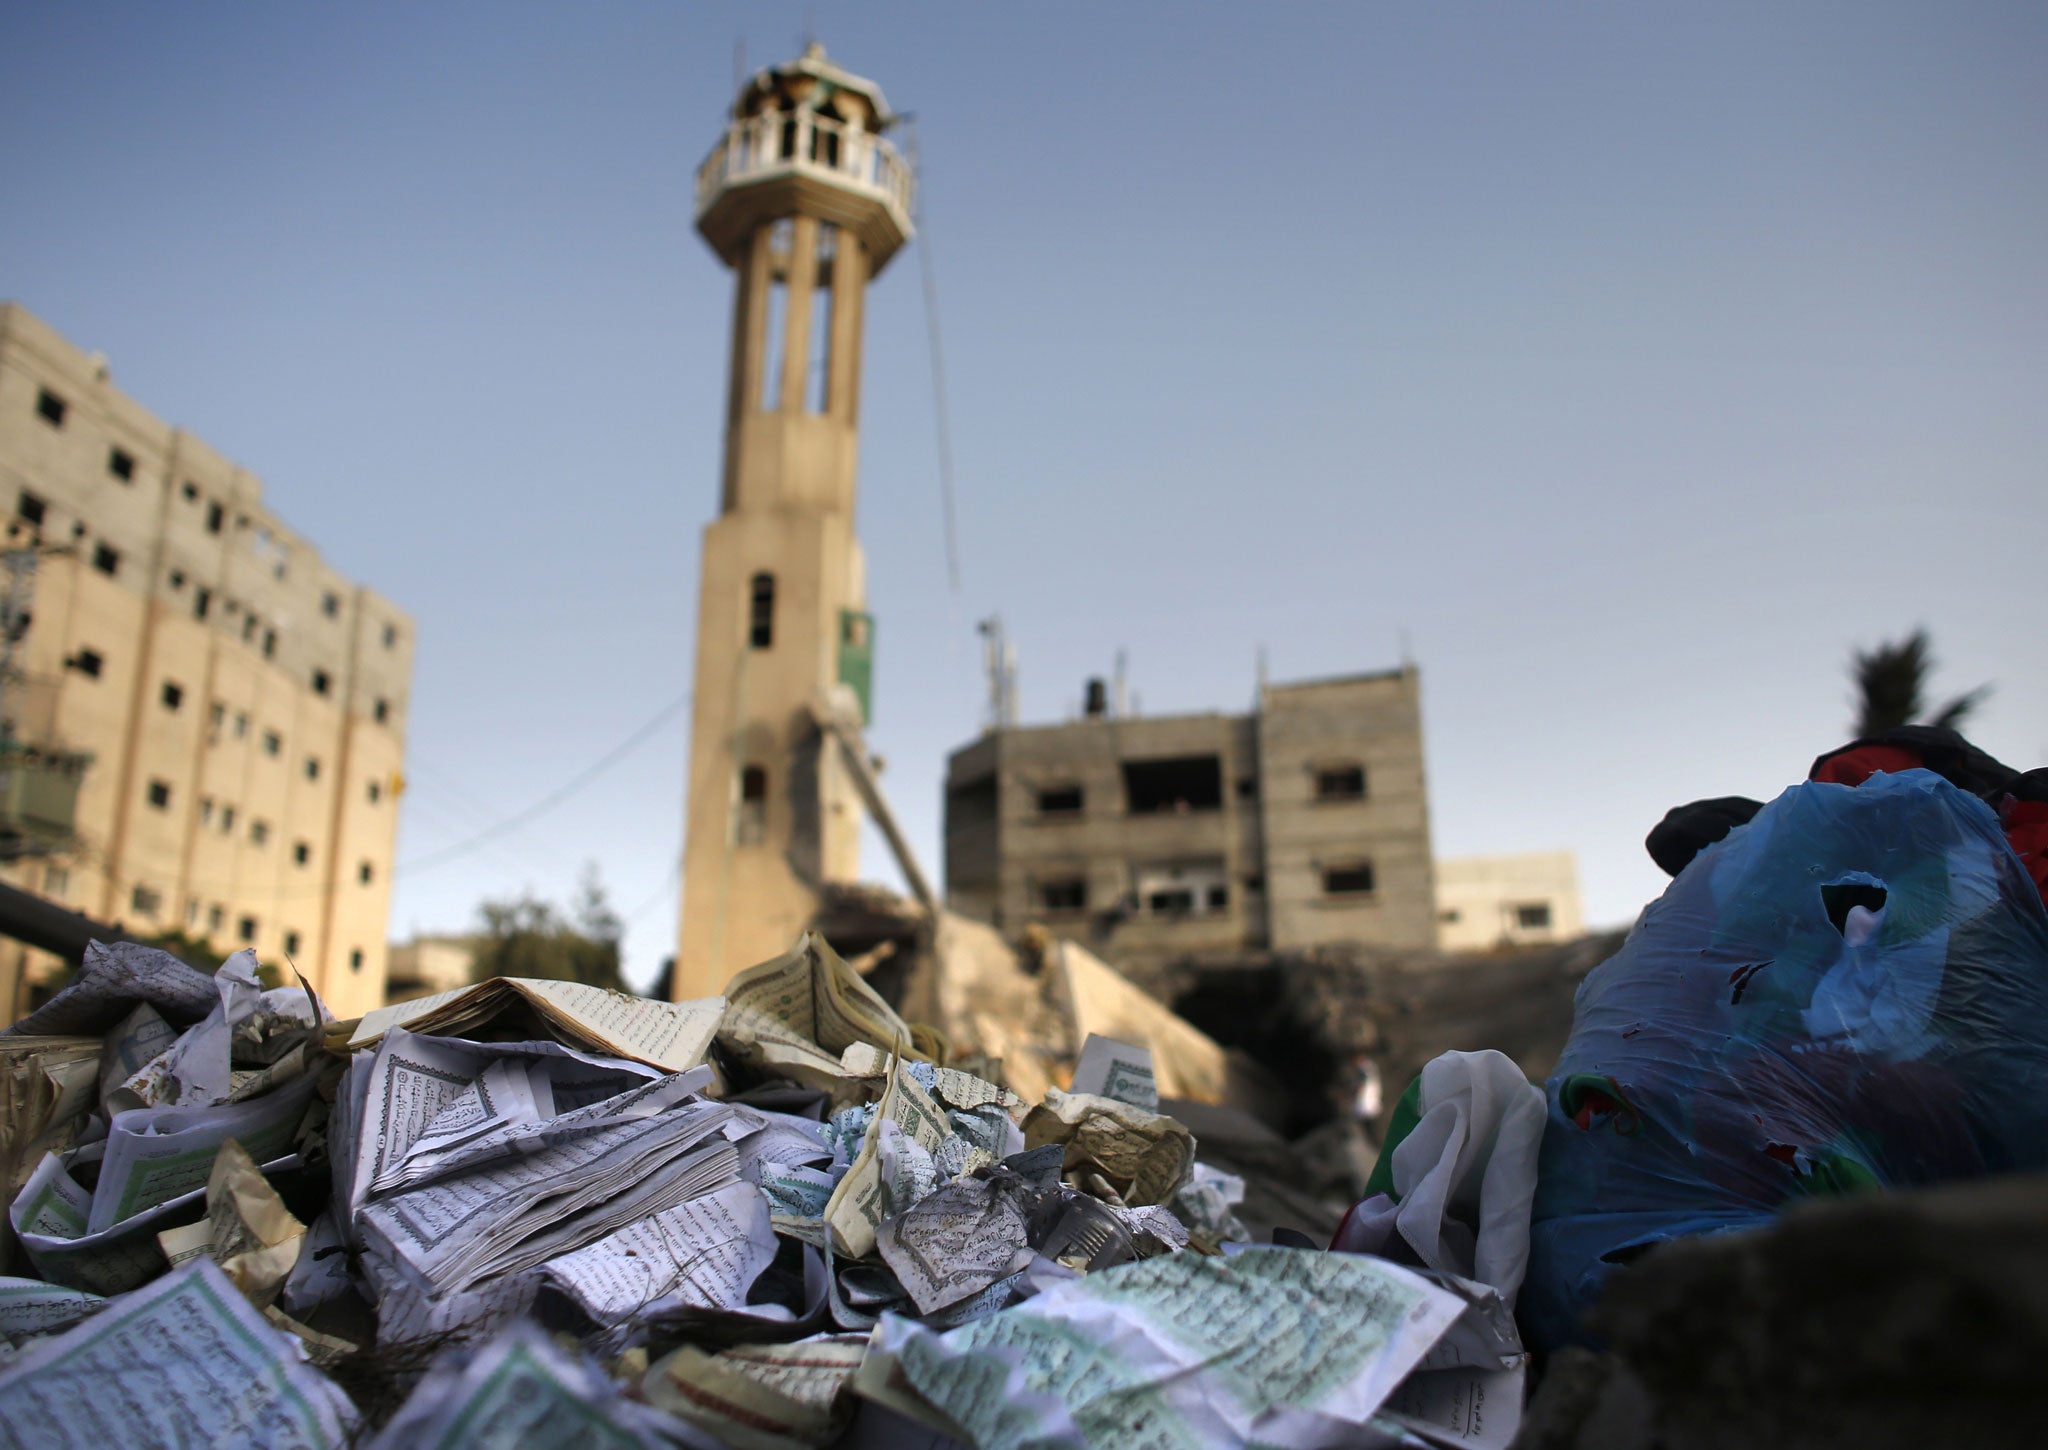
[944, 668, 1437, 986]
[673, 46, 911, 1001]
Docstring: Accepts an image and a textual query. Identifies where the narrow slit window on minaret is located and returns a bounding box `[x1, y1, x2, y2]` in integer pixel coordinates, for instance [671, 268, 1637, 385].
[736, 765, 768, 844]
[806, 224, 837, 413]
[749, 572, 775, 648]
[760, 219, 794, 410]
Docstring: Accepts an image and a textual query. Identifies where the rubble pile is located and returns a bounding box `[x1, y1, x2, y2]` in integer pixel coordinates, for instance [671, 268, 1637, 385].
[0, 727, 2042, 1447]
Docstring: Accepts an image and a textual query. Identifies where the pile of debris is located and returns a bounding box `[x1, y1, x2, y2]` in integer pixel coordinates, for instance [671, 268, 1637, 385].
[0, 933, 1515, 1448]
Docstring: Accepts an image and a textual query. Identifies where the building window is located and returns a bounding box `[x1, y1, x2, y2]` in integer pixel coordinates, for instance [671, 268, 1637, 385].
[130, 884, 162, 916]
[205, 501, 225, 534]
[207, 903, 224, 932]
[262, 729, 281, 756]
[238, 916, 257, 943]
[367, 780, 382, 804]
[1314, 764, 1368, 802]
[199, 797, 214, 826]
[1036, 785, 1084, 816]
[382, 623, 397, 649]
[250, 819, 270, 846]
[293, 841, 310, 866]
[208, 701, 225, 739]
[349, 948, 365, 973]
[70, 649, 103, 679]
[184, 897, 200, 926]
[92, 543, 120, 577]
[1322, 861, 1376, 896]
[181, 481, 199, 502]
[167, 569, 185, 590]
[233, 711, 248, 740]
[16, 491, 45, 526]
[1515, 902, 1553, 930]
[262, 628, 277, 658]
[305, 756, 320, 781]
[145, 779, 171, 810]
[1236, 777, 1259, 800]
[311, 668, 331, 696]
[283, 929, 300, 956]
[242, 614, 258, 643]
[35, 389, 67, 427]
[1039, 878, 1088, 913]
[161, 680, 183, 711]
[107, 448, 136, 482]
[194, 587, 212, 621]
[736, 765, 768, 844]
[748, 573, 775, 649]
[358, 860, 374, 885]
[43, 864, 69, 899]
[220, 805, 236, 832]
[1123, 756, 1223, 815]
[373, 698, 389, 724]
[321, 592, 340, 618]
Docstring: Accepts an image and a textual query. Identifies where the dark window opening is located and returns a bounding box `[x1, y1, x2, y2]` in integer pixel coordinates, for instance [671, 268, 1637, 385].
[161, 681, 183, 711]
[373, 698, 389, 724]
[748, 573, 775, 649]
[283, 930, 300, 957]
[145, 779, 171, 809]
[181, 481, 199, 502]
[311, 668, 331, 696]
[219, 805, 235, 831]
[262, 730, 280, 756]
[358, 861, 374, 885]
[131, 885, 162, 916]
[1036, 784, 1084, 815]
[168, 569, 185, 590]
[108, 448, 135, 481]
[250, 819, 269, 846]
[1244, 874, 1266, 894]
[1039, 879, 1088, 913]
[205, 501, 224, 534]
[71, 649, 103, 679]
[1122, 755, 1223, 815]
[207, 904, 224, 932]
[321, 592, 340, 618]
[382, 623, 397, 649]
[238, 916, 257, 943]
[241, 614, 258, 643]
[17, 491, 45, 526]
[1516, 903, 1553, 930]
[262, 628, 276, 659]
[736, 765, 769, 844]
[1323, 861, 1376, 896]
[293, 841, 311, 866]
[1147, 887, 1197, 916]
[92, 542, 119, 577]
[1236, 777, 1259, 800]
[305, 756, 320, 781]
[349, 949, 364, 973]
[35, 389, 67, 427]
[1439, 908, 1463, 924]
[367, 780, 381, 804]
[1206, 884, 1229, 911]
[194, 587, 211, 621]
[1315, 764, 1368, 802]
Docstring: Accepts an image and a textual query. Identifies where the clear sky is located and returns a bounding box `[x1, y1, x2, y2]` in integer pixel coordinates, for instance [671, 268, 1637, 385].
[4, 4, 2043, 990]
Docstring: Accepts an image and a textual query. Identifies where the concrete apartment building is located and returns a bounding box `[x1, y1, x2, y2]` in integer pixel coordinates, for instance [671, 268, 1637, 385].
[0, 303, 412, 1018]
[943, 668, 1438, 984]
[1435, 850, 1584, 953]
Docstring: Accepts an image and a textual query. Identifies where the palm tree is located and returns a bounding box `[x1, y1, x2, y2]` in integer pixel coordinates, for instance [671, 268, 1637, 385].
[1851, 629, 1989, 737]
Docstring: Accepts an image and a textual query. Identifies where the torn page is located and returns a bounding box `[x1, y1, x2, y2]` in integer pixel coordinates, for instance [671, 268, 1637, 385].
[540, 1178, 777, 1328]
[1021, 1087, 1194, 1208]
[873, 1246, 1465, 1450]
[720, 933, 921, 1093]
[346, 977, 723, 1075]
[88, 1072, 317, 1234]
[877, 1174, 1034, 1316]
[823, 1054, 951, 1258]
[96, 1003, 177, 1105]
[1069, 1034, 1159, 1112]
[0, 1257, 355, 1447]
[366, 1319, 680, 1450]
[3, 940, 216, 1038]
[645, 1334, 871, 1450]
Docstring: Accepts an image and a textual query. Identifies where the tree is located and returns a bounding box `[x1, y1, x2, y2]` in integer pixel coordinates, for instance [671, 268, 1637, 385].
[1850, 629, 1989, 738]
[468, 865, 625, 992]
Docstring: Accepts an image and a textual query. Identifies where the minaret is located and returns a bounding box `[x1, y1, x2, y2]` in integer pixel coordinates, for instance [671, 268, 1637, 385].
[674, 45, 911, 1000]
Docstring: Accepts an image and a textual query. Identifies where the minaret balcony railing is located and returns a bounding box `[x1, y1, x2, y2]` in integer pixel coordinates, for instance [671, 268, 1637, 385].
[695, 109, 913, 232]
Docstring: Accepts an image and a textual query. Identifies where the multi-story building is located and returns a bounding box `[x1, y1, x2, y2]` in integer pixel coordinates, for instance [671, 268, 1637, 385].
[0, 303, 412, 1018]
[943, 668, 1438, 984]
[1434, 850, 1584, 953]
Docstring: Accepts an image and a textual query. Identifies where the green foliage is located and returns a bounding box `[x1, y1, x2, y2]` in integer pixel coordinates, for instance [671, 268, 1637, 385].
[467, 865, 624, 991]
[1851, 629, 1989, 738]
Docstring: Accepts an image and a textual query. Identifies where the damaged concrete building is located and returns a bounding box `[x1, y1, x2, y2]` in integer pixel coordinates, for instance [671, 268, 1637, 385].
[942, 667, 1438, 988]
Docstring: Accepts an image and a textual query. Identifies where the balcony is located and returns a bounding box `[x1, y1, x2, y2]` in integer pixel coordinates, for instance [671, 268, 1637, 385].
[695, 109, 913, 273]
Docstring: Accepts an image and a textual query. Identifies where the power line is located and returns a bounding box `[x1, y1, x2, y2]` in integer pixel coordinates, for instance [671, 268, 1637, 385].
[398, 688, 692, 876]
[905, 117, 963, 598]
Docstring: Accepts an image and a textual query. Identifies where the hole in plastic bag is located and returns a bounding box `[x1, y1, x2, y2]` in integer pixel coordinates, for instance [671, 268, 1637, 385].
[1820, 880, 1887, 937]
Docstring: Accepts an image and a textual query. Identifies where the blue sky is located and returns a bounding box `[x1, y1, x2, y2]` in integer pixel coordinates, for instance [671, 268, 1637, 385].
[5, 4, 2044, 988]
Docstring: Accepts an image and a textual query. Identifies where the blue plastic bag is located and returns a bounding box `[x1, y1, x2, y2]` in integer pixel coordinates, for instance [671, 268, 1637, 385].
[1522, 768, 2048, 1351]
